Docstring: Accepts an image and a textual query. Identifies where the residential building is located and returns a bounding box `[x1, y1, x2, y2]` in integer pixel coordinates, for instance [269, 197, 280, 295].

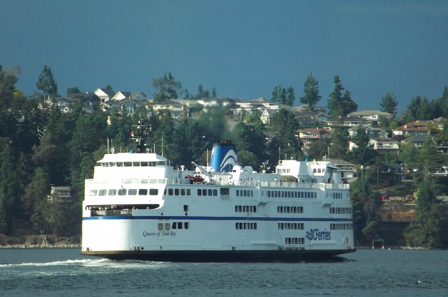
[392, 121, 430, 137]
[112, 91, 147, 102]
[94, 88, 116, 102]
[298, 127, 333, 148]
[327, 116, 369, 127]
[147, 99, 189, 118]
[48, 186, 73, 203]
[349, 137, 399, 154]
[347, 110, 393, 121]
[348, 125, 388, 138]
[400, 135, 434, 150]
[260, 109, 276, 125]
[328, 159, 355, 179]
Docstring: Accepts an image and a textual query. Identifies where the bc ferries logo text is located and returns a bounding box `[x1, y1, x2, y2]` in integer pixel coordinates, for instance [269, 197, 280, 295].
[306, 229, 331, 241]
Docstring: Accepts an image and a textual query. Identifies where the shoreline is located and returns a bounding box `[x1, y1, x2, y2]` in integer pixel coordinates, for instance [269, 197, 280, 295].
[0, 235, 80, 249]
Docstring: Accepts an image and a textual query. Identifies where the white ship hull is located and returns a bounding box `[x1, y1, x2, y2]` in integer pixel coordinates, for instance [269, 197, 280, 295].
[82, 149, 355, 262]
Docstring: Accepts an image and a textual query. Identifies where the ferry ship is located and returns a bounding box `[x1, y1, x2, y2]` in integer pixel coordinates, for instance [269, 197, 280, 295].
[81, 135, 355, 262]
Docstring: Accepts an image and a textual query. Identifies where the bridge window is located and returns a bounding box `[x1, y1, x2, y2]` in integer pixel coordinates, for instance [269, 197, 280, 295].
[139, 189, 148, 195]
[108, 189, 117, 196]
[128, 189, 137, 195]
[99, 189, 107, 196]
[89, 190, 98, 196]
[118, 189, 126, 196]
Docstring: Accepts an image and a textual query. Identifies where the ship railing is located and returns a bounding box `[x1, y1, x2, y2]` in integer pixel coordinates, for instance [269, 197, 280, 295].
[86, 178, 168, 185]
[210, 180, 350, 190]
[91, 209, 132, 217]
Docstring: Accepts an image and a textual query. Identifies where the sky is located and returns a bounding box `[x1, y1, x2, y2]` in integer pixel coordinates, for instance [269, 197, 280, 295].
[1, 0, 448, 113]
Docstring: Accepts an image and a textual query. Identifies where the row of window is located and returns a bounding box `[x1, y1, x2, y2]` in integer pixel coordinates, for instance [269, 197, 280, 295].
[89, 189, 159, 197]
[330, 223, 353, 230]
[158, 222, 190, 231]
[101, 161, 166, 167]
[236, 189, 254, 197]
[235, 223, 258, 230]
[285, 237, 305, 244]
[330, 207, 352, 214]
[278, 223, 304, 230]
[332, 193, 343, 199]
[235, 205, 257, 213]
[165, 188, 192, 196]
[267, 191, 317, 199]
[197, 189, 218, 196]
[277, 206, 304, 214]
[312, 168, 326, 174]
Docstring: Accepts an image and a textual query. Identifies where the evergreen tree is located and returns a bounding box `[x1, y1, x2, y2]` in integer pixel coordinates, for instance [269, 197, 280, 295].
[347, 126, 376, 166]
[379, 93, 398, 117]
[417, 96, 432, 120]
[306, 138, 331, 160]
[151, 73, 182, 102]
[271, 108, 300, 162]
[271, 84, 293, 105]
[299, 72, 321, 110]
[0, 65, 20, 111]
[411, 137, 445, 185]
[327, 75, 345, 118]
[67, 86, 81, 95]
[286, 86, 295, 106]
[22, 167, 51, 231]
[404, 96, 422, 123]
[329, 128, 348, 159]
[36, 65, 58, 101]
[350, 175, 383, 244]
[341, 90, 358, 116]
[271, 85, 279, 103]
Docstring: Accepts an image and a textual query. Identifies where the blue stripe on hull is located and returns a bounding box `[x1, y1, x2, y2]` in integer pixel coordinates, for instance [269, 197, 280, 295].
[83, 216, 352, 222]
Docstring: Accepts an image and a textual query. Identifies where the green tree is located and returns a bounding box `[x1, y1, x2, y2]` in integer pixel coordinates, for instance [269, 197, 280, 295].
[270, 108, 300, 162]
[67, 86, 81, 95]
[306, 138, 331, 160]
[22, 167, 51, 231]
[406, 181, 448, 249]
[329, 128, 348, 159]
[350, 176, 383, 244]
[417, 96, 432, 120]
[0, 65, 20, 111]
[347, 126, 376, 166]
[411, 137, 445, 185]
[286, 86, 296, 106]
[36, 65, 58, 101]
[327, 75, 344, 117]
[151, 73, 182, 102]
[379, 93, 398, 117]
[271, 84, 294, 106]
[404, 95, 422, 123]
[341, 90, 358, 116]
[299, 72, 321, 110]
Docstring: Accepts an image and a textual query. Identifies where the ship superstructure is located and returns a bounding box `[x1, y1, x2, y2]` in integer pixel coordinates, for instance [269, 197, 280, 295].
[81, 141, 355, 262]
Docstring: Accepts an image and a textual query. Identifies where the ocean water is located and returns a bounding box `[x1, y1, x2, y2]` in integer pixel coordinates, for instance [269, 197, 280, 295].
[0, 248, 447, 297]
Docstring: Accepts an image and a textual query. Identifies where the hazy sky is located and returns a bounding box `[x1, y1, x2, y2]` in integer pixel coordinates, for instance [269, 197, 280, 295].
[1, 0, 448, 113]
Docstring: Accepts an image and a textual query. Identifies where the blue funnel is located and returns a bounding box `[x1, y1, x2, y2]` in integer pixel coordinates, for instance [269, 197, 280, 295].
[210, 140, 238, 172]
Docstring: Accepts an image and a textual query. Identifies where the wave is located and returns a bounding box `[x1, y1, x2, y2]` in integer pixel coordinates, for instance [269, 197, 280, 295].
[0, 258, 108, 268]
[0, 258, 176, 269]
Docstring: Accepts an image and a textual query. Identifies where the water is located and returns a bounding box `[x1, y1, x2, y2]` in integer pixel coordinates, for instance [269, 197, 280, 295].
[0, 248, 447, 297]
